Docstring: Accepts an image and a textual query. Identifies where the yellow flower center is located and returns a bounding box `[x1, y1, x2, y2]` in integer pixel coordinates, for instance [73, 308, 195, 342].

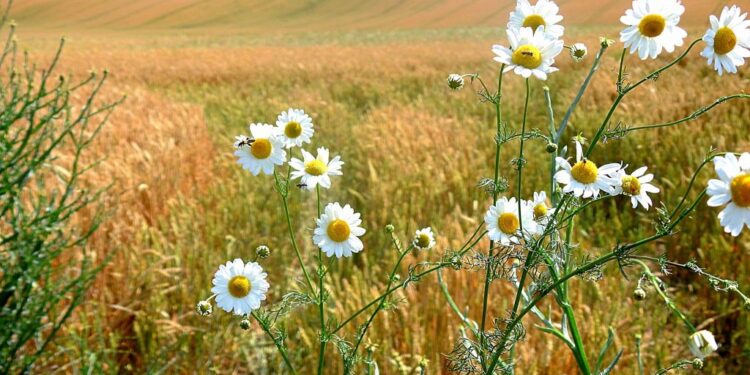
[284, 121, 302, 138]
[621, 175, 641, 195]
[304, 159, 327, 176]
[533, 203, 548, 219]
[638, 14, 666, 38]
[730, 174, 750, 207]
[498, 212, 520, 235]
[570, 160, 598, 184]
[512, 44, 542, 69]
[522, 14, 546, 31]
[714, 27, 737, 55]
[416, 233, 432, 248]
[251, 138, 272, 159]
[327, 219, 351, 242]
[228, 276, 251, 298]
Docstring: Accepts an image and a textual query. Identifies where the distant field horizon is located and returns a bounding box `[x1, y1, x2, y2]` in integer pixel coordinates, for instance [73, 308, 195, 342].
[10, 0, 740, 34]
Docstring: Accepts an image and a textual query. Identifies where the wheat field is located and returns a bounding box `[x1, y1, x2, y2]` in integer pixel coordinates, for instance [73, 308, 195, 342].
[10, 0, 750, 373]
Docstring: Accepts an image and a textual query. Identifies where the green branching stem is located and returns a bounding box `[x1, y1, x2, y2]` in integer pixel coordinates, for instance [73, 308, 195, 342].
[485, 190, 707, 374]
[331, 227, 488, 335]
[586, 39, 703, 156]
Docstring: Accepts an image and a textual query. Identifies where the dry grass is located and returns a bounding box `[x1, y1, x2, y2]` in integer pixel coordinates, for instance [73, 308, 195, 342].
[20, 25, 750, 374]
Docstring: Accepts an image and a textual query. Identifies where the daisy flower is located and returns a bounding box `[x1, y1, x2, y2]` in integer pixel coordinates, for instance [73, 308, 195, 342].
[554, 141, 622, 198]
[530, 191, 556, 230]
[613, 166, 660, 210]
[569, 43, 587, 62]
[211, 259, 270, 315]
[275, 108, 314, 148]
[706, 153, 750, 236]
[289, 147, 344, 190]
[700, 5, 750, 76]
[314, 202, 366, 258]
[234, 124, 286, 176]
[492, 26, 564, 80]
[484, 197, 537, 245]
[413, 227, 436, 250]
[620, 0, 687, 60]
[507, 0, 565, 38]
[688, 330, 719, 359]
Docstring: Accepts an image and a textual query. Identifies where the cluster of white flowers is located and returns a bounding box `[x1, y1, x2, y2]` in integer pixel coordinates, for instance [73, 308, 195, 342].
[201, 108, 442, 318]
[485, 0, 750, 82]
[483, 139, 662, 248]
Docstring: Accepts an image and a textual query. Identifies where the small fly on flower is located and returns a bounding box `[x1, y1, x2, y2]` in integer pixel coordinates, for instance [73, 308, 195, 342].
[233, 135, 255, 149]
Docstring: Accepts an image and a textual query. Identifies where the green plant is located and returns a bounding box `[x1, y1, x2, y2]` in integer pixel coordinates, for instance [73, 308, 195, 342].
[0, 1, 120, 371]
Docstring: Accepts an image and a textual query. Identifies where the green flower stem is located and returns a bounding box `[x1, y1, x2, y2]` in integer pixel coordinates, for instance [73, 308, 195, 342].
[274, 170, 315, 294]
[555, 41, 610, 143]
[349, 241, 414, 369]
[251, 311, 297, 375]
[331, 228, 488, 335]
[316, 185, 327, 375]
[486, 190, 707, 374]
[587, 39, 703, 157]
[478, 63, 506, 369]
[634, 260, 696, 333]
[621, 94, 750, 134]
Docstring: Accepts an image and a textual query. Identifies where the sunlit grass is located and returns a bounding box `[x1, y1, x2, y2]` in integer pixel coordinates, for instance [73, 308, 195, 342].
[27, 28, 750, 373]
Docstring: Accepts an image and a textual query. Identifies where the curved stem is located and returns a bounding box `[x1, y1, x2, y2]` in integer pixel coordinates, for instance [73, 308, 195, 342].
[251, 311, 298, 375]
[634, 260, 696, 333]
[623, 94, 750, 134]
[274, 170, 315, 294]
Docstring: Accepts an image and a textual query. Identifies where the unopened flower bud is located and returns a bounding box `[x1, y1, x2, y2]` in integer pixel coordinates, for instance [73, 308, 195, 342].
[447, 74, 464, 91]
[633, 288, 647, 301]
[239, 319, 252, 330]
[570, 43, 588, 62]
[546, 142, 558, 153]
[196, 300, 213, 317]
[688, 330, 718, 359]
[743, 300, 750, 311]
[385, 224, 395, 233]
[599, 37, 615, 48]
[256, 245, 271, 259]
[692, 358, 704, 369]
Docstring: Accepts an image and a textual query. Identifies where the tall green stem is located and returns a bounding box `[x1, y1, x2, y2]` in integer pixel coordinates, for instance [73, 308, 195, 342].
[274, 170, 315, 294]
[348, 241, 413, 373]
[316, 185, 327, 375]
[478, 64, 505, 369]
